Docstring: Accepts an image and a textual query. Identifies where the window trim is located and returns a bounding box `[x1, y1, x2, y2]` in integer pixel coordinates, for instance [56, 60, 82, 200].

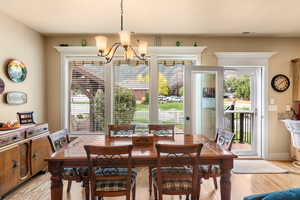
[56, 46, 206, 135]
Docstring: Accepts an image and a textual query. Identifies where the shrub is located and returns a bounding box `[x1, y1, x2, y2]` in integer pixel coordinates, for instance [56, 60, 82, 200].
[142, 92, 150, 105]
[93, 87, 137, 131]
[113, 88, 136, 125]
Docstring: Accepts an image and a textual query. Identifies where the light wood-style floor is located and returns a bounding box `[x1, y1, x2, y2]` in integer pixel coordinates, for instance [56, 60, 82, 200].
[4, 161, 300, 200]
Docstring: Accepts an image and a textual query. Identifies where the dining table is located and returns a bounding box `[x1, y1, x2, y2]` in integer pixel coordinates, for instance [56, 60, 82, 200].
[46, 134, 237, 200]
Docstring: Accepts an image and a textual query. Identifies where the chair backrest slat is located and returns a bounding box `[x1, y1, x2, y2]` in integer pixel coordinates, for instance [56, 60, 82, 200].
[214, 128, 235, 151]
[108, 124, 136, 137]
[48, 129, 70, 152]
[148, 124, 175, 137]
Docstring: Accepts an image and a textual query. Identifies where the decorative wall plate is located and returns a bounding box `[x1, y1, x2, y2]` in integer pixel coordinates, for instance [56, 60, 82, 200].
[0, 78, 4, 94]
[5, 92, 27, 105]
[7, 60, 27, 83]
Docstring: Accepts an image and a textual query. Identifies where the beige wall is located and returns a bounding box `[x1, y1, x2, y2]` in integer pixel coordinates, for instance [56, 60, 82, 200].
[0, 12, 46, 123]
[45, 34, 300, 158]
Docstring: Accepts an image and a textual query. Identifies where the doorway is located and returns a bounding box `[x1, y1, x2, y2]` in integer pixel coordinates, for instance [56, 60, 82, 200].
[224, 67, 263, 157]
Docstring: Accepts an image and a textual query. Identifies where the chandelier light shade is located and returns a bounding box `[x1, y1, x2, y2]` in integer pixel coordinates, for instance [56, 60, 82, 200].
[138, 41, 148, 56]
[95, 36, 108, 52]
[119, 31, 131, 46]
[95, 0, 148, 63]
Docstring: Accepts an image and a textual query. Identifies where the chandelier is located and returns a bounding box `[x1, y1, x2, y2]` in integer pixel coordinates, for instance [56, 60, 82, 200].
[95, 0, 148, 63]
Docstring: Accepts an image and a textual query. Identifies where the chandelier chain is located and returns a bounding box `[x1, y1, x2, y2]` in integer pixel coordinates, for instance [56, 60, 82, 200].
[120, 0, 124, 31]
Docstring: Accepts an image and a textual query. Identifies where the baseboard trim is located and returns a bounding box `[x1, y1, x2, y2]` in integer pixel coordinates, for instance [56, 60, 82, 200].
[268, 153, 291, 161]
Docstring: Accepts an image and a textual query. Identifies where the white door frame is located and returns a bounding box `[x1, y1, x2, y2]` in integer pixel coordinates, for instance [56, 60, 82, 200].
[224, 66, 263, 156]
[215, 52, 276, 159]
[185, 66, 224, 135]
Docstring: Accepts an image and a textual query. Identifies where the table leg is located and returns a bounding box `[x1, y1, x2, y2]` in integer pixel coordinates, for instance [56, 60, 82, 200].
[48, 161, 63, 200]
[220, 159, 233, 200]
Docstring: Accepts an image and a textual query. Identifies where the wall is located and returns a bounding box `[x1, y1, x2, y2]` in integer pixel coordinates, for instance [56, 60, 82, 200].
[0, 12, 46, 123]
[45, 34, 300, 159]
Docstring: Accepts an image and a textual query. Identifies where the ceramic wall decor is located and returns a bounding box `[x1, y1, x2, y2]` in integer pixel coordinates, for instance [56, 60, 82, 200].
[7, 60, 27, 83]
[5, 91, 27, 105]
[0, 78, 4, 94]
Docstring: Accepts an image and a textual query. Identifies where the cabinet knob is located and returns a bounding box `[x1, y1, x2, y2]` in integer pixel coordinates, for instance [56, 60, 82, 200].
[33, 153, 39, 160]
[12, 160, 19, 169]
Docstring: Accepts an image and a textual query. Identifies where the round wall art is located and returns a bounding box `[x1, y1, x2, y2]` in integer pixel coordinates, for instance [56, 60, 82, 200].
[0, 78, 4, 94]
[7, 60, 27, 83]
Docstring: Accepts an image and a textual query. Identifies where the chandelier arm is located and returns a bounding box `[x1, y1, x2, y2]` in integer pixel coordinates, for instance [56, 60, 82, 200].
[128, 46, 146, 60]
[99, 42, 121, 57]
[105, 44, 121, 64]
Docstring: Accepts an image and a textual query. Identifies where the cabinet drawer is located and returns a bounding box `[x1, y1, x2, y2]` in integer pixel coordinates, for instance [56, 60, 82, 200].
[26, 124, 48, 138]
[0, 131, 25, 148]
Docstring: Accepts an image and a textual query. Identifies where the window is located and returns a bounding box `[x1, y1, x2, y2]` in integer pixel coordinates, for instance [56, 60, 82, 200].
[113, 62, 150, 132]
[66, 56, 198, 135]
[70, 61, 106, 134]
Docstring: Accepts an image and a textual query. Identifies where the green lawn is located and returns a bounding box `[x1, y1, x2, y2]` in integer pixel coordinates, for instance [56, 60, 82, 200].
[136, 102, 183, 111]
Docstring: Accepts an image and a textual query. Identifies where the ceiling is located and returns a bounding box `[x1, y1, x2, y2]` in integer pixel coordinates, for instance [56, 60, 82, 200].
[1, 0, 300, 36]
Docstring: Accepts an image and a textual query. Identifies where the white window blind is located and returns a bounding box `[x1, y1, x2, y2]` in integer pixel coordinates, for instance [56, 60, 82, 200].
[113, 63, 150, 132]
[70, 61, 106, 134]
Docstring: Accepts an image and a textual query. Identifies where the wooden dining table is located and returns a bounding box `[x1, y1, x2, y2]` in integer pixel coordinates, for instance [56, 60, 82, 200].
[46, 134, 237, 200]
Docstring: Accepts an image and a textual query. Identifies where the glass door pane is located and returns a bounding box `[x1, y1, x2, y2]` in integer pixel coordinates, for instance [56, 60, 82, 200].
[158, 62, 185, 133]
[185, 66, 224, 136]
[113, 62, 150, 132]
[194, 72, 217, 138]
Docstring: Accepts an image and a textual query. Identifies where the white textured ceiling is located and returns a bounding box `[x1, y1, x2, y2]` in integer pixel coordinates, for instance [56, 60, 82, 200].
[1, 0, 300, 36]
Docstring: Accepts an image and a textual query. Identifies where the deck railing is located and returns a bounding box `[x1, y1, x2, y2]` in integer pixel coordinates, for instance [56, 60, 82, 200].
[224, 110, 255, 144]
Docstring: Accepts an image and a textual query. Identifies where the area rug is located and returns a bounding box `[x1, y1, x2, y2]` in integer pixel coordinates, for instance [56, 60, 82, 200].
[232, 160, 289, 174]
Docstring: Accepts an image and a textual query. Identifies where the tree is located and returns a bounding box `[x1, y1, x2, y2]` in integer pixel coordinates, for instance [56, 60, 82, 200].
[224, 75, 250, 99]
[137, 73, 169, 95]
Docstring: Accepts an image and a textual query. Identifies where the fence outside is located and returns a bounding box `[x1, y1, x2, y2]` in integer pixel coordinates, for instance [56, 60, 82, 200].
[224, 110, 254, 144]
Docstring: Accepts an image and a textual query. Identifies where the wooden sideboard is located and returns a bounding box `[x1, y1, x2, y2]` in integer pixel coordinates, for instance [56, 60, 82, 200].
[0, 123, 51, 198]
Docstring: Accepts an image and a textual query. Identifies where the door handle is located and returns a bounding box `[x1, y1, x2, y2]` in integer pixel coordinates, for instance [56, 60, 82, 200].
[186, 116, 190, 120]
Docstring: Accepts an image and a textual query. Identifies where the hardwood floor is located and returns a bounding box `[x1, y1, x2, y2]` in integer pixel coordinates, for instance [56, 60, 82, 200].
[4, 161, 300, 200]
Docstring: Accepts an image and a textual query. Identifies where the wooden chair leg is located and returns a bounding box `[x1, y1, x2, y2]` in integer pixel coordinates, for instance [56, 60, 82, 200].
[67, 180, 72, 193]
[213, 177, 218, 190]
[132, 183, 136, 200]
[83, 179, 89, 200]
[158, 192, 163, 200]
[126, 192, 130, 200]
[153, 185, 158, 200]
[149, 167, 152, 196]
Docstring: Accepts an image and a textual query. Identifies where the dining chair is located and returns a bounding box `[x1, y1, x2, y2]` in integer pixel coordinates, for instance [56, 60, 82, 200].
[148, 124, 175, 196]
[199, 128, 235, 189]
[152, 143, 203, 200]
[48, 129, 89, 198]
[84, 145, 137, 200]
[108, 124, 136, 137]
